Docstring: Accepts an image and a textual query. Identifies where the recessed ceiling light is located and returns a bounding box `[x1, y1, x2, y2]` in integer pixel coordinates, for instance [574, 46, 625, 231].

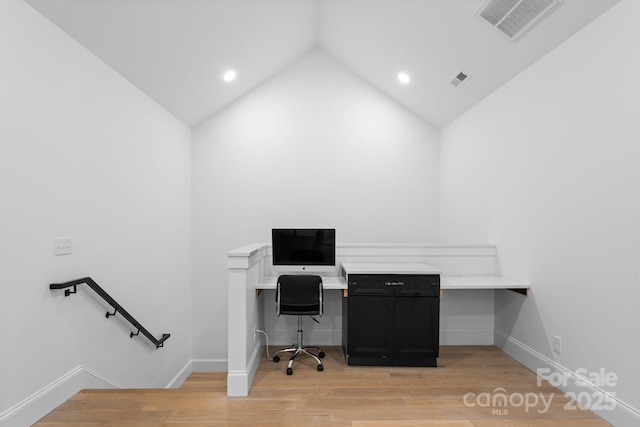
[397, 72, 411, 84]
[223, 70, 236, 83]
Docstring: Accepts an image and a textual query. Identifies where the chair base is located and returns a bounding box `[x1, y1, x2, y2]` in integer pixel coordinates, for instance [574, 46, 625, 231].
[273, 316, 324, 375]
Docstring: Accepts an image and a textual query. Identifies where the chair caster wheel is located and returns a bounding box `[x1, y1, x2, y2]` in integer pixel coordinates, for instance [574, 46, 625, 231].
[317, 364, 324, 372]
[286, 368, 293, 375]
[273, 355, 280, 363]
[318, 351, 325, 359]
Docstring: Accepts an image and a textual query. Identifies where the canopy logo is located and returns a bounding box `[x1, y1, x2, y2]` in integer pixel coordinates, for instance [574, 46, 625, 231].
[463, 388, 554, 415]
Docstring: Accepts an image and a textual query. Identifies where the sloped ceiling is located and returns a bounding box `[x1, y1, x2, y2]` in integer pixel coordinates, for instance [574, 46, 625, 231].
[23, 0, 620, 129]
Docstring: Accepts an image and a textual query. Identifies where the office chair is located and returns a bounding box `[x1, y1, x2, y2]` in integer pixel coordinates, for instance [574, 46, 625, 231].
[272, 274, 325, 375]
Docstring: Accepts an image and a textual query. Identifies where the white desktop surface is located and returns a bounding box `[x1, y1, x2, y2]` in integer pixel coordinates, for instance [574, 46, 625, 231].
[440, 275, 530, 290]
[257, 263, 440, 290]
[256, 264, 529, 291]
[256, 275, 347, 289]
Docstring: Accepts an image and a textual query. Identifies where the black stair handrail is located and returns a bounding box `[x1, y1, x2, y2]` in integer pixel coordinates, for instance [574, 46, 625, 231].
[50, 277, 170, 349]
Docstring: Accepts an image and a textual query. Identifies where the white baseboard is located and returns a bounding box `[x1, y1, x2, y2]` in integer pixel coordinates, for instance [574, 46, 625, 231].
[0, 366, 122, 427]
[495, 329, 640, 427]
[167, 358, 228, 389]
[166, 361, 193, 389]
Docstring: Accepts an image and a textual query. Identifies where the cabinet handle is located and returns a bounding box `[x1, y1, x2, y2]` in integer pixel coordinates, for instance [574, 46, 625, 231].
[385, 282, 394, 286]
[396, 281, 404, 286]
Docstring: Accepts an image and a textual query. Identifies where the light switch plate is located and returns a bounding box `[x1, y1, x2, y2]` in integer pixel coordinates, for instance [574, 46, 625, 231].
[54, 237, 73, 256]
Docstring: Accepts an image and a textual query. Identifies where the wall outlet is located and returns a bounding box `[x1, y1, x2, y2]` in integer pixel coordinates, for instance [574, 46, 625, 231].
[54, 237, 73, 256]
[553, 335, 562, 354]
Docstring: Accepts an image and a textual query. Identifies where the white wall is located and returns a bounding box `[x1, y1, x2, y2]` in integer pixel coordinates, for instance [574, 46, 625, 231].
[192, 49, 440, 360]
[0, 0, 192, 421]
[440, 0, 640, 417]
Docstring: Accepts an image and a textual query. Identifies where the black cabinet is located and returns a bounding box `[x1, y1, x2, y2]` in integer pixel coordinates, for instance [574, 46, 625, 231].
[343, 274, 440, 367]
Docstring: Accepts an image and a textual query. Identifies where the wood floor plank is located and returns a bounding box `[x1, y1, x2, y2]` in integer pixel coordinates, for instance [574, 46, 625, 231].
[34, 346, 612, 426]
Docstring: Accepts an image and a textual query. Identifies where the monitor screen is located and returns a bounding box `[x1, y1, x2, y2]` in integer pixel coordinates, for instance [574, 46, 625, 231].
[271, 228, 336, 268]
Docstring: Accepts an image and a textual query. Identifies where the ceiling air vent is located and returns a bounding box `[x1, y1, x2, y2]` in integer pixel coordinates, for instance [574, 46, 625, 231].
[475, 0, 562, 41]
[450, 71, 470, 89]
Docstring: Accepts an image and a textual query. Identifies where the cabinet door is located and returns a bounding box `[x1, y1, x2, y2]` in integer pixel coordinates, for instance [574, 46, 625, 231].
[394, 296, 439, 364]
[347, 296, 394, 361]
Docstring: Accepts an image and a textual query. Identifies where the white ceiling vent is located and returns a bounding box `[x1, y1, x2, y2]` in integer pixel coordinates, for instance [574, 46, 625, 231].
[476, 0, 562, 41]
[451, 71, 471, 89]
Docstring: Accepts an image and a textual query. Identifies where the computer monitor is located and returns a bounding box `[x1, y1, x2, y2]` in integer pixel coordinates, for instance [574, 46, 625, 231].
[271, 228, 336, 273]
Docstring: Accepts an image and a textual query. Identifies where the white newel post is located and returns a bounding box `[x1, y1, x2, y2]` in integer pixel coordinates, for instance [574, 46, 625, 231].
[227, 265, 249, 396]
[226, 244, 266, 396]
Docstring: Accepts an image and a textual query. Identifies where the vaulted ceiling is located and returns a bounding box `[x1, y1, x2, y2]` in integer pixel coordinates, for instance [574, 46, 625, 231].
[24, 0, 620, 129]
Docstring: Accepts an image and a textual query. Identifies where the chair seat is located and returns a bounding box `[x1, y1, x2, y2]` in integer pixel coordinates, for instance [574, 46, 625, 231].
[279, 302, 321, 315]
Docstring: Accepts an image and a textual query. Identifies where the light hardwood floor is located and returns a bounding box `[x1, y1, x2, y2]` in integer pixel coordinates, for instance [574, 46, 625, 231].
[34, 346, 611, 426]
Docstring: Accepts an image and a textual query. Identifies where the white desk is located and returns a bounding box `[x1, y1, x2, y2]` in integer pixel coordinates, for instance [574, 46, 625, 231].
[257, 263, 530, 296]
[257, 263, 439, 296]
